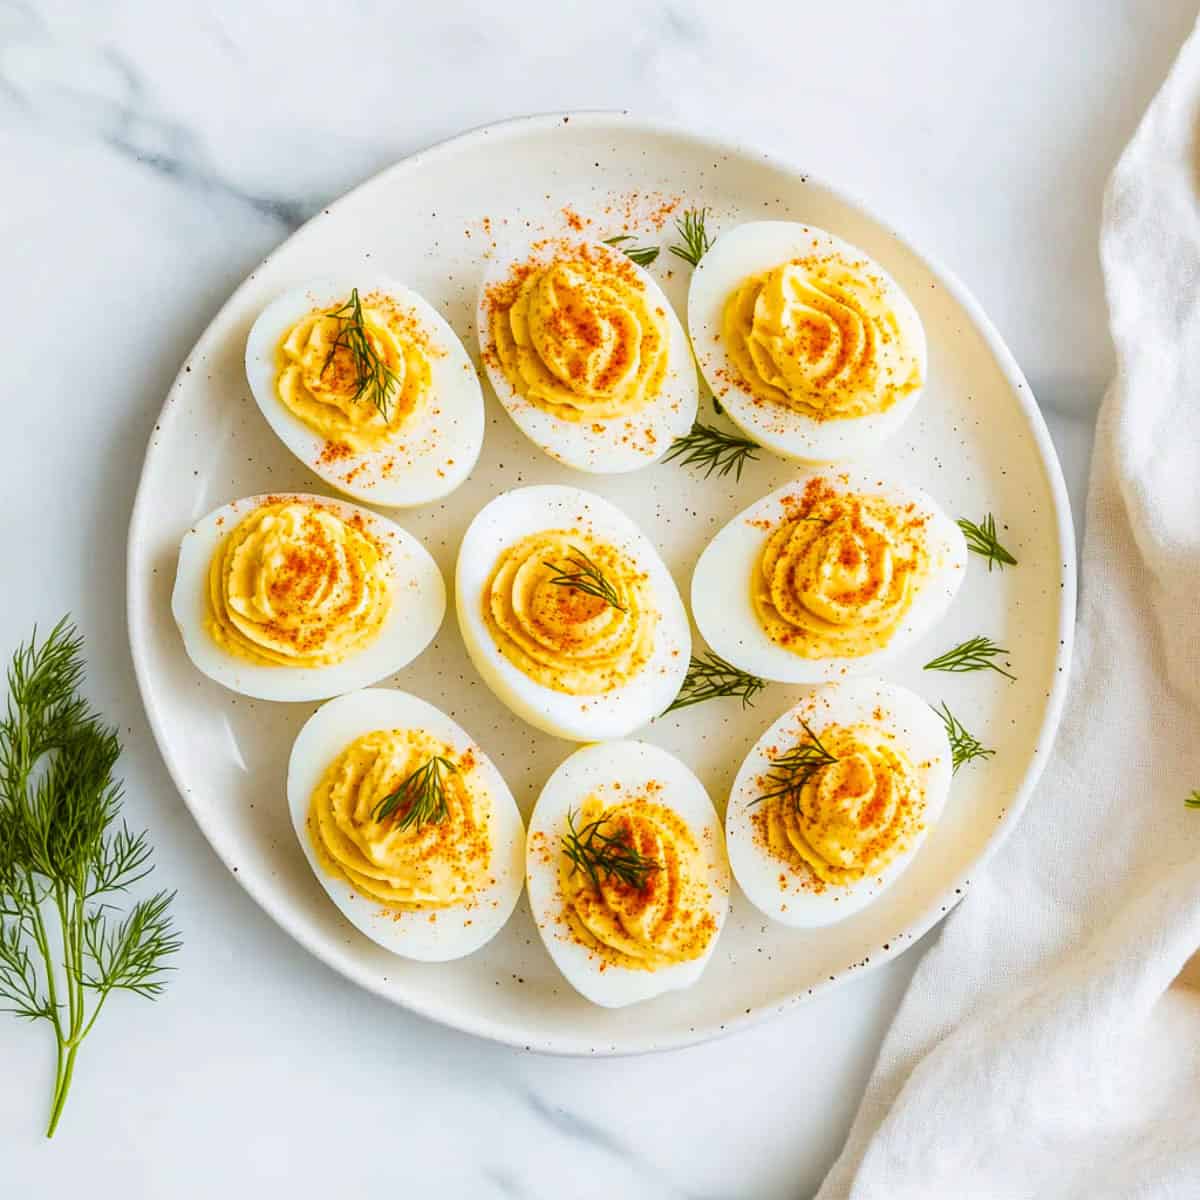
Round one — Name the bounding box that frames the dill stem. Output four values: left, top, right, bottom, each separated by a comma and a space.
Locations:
72, 883, 87, 1039
76, 992, 109, 1045
46, 1041, 79, 1138
50, 885, 77, 1137
27, 886, 67, 1136
47, 987, 110, 1136
26, 879, 61, 1039
43, 880, 89, 1138
55, 886, 77, 1036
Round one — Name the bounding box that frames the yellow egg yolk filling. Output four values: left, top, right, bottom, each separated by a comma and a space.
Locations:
761, 724, 925, 886
722, 254, 921, 420
561, 794, 717, 971
488, 247, 669, 421
276, 292, 430, 451
483, 530, 656, 696
206, 500, 391, 667
753, 489, 930, 660
308, 729, 490, 909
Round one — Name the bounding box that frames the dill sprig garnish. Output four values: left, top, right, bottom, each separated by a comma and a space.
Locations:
371, 755, 457, 830
1185, 790, 1200, 810
934, 702, 995, 773
321, 287, 401, 422
562, 809, 661, 892
602, 234, 660, 268
665, 651, 767, 713
957, 514, 1017, 571
542, 547, 626, 611
749, 720, 839, 809
663, 421, 761, 481
924, 635, 1016, 680
0, 619, 180, 1136
669, 207, 712, 267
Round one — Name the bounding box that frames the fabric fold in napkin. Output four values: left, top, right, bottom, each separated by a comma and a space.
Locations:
818, 18, 1200, 1200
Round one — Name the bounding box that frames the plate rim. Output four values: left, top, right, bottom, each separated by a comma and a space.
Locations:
126, 109, 1077, 1057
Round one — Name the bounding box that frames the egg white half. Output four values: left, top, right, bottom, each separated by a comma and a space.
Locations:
287, 688, 525, 961
456, 485, 691, 741
526, 740, 730, 1007
171, 492, 444, 702
687, 221, 926, 462
691, 469, 966, 684
727, 679, 951, 928
245, 277, 484, 507
476, 236, 697, 473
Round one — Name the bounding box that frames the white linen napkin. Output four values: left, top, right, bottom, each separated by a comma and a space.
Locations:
817, 19, 1200, 1200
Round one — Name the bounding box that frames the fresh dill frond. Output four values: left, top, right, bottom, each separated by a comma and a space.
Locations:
82, 892, 179, 1001
562, 809, 661, 892
749, 720, 839, 809
0, 619, 180, 1137
321, 287, 401, 422
542, 547, 626, 611
933, 702, 995, 773
602, 234, 660, 268
665, 651, 767, 713
1185, 790, 1200, 810
371, 755, 457, 830
668, 207, 713, 267
957, 514, 1017, 571
662, 421, 761, 481
924, 635, 1016, 680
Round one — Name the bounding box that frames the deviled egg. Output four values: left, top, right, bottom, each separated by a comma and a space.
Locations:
688, 221, 925, 461
289, 689, 524, 961
728, 679, 951, 927
477, 235, 697, 472
246, 278, 484, 506
172, 493, 444, 701
456, 485, 690, 741
526, 740, 729, 1007
692, 470, 965, 683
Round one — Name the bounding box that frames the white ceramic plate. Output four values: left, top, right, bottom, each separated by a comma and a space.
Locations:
127, 112, 1074, 1055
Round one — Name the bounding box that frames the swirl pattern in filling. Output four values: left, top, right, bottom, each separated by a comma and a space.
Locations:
487, 246, 668, 421
276, 292, 430, 450
483, 530, 656, 695
206, 500, 391, 667
561, 793, 716, 971
752, 486, 930, 660
722, 254, 921, 420
308, 729, 489, 909
759, 724, 925, 887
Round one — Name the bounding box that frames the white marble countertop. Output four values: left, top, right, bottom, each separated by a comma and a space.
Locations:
1, 2, 1193, 1195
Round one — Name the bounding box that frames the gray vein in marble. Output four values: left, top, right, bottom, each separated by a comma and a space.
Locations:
525, 1089, 632, 1159
199, 4, 244, 63
0, 0, 34, 38
481, 1166, 525, 1199
0, 26, 310, 228
99, 49, 310, 229
660, 0, 705, 45
522, 1089, 726, 1200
